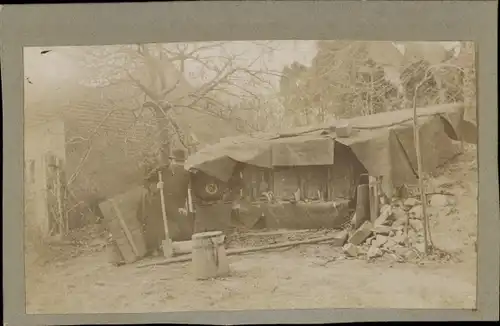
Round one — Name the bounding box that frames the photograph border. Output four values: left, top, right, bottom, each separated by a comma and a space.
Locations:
1, 1, 498, 324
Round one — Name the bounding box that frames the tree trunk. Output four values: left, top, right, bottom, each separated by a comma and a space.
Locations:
462, 42, 476, 123
435, 73, 447, 104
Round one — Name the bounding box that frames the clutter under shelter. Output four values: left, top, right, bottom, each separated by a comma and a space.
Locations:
98, 103, 476, 268
185, 103, 476, 234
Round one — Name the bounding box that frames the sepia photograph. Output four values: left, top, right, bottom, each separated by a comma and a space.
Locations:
22, 40, 480, 314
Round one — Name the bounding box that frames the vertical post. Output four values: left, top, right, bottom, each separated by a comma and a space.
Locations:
326, 166, 332, 201
158, 170, 173, 257
187, 182, 194, 214
412, 85, 430, 254
368, 176, 379, 223
39, 155, 50, 237
55, 158, 65, 235
369, 68, 374, 114
404, 199, 410, 242
354, 183, 370, 229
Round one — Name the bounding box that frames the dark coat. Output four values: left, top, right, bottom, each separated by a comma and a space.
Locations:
142, 163, 194, 252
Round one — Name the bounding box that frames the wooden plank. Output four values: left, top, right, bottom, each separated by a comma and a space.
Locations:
115, 236, 136, 263
137, 231, 348, 268
113, 224, 136, 263
110, 199, 140, 257
172, 240, 193, 255
99, 187, 148, 263
116, 187, 147, 258
245, 229, 312, 237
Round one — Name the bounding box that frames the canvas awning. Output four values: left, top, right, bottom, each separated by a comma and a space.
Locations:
185, 103, 476, 187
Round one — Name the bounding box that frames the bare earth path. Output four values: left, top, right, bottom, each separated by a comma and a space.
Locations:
25, 148, 477, 313
26, 245, 476, 313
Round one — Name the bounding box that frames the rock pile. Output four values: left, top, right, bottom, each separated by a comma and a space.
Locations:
342, 194, 455, 262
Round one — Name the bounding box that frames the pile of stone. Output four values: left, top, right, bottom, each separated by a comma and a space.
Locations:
342, 194, 455, 262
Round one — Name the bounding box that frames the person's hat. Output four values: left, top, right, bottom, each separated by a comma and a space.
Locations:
169, 148, 187, 161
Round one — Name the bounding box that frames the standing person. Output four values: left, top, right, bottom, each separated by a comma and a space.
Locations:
142, 149, 194, 256
162, 149, 194, 242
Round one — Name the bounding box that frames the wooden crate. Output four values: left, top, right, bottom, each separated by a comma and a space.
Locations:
99, 187, 148, 264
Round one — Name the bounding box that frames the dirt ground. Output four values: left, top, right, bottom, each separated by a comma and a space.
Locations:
25, 146, 478, 313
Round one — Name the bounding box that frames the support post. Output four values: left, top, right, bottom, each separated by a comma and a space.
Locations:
158, 170, 173, 258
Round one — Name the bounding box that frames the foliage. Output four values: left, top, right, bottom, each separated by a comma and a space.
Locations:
279, 41, 475, 125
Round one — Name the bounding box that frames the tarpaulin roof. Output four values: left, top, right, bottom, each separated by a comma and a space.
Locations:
185, 103, 476, 186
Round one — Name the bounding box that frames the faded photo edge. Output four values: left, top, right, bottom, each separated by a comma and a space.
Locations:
1, 1, 498, 325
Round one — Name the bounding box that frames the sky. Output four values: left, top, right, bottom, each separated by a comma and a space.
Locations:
24, 40, 461, 105
24, 40, 461, 84
24, 41, 318, 89
24, 47, 78, 84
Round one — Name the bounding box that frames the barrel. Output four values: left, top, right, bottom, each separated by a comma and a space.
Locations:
191, 231, 230, 280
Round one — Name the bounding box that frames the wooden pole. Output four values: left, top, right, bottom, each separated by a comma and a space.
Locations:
187, 182, 194, 213
412, 83, 430, 255
54, 159, 65, 235
136, 232, 347, 269
158, 170, 173, 257
158, 170, 169, 237
370, 68, 374, 114
404, 204, 410, 243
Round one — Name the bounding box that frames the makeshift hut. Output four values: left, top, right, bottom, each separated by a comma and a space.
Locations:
184, 103, 477, 232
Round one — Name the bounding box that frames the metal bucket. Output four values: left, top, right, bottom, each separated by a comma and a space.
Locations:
191, 231, 230, 280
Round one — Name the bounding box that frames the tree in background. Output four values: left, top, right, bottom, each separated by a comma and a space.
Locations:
279, 41, 471, 125
458, 41, 477, 123
64, 42, 282, 162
